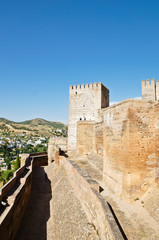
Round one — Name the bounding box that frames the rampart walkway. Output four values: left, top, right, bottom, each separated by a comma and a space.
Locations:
16, 163, 100, 240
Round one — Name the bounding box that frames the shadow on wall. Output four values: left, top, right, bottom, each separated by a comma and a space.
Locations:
59, 149, 68, 158
16, 167, 52, 240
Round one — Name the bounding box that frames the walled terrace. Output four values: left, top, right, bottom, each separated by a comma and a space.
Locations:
0, 152, 126, 240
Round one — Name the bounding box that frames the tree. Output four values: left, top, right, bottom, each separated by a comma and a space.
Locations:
13, 154, 20, 171
1, 170, 13, 185
5, 158, 11, 170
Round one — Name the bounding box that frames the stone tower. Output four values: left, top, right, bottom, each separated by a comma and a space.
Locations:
68, 82, 109, 152
142, 79, 156, 101
142, 78, 159, 101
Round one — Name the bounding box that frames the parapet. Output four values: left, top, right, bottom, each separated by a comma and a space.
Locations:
70, 82, 102, 90
142, 78, 156, 101
142, 78, 155, 86
69, 82, 109, 97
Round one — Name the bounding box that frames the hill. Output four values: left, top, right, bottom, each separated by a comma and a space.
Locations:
0, 118, 67, 137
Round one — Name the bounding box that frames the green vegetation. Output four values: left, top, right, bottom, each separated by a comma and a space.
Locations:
12, 154, 20, 171
0, 117, 68, 187
0, 170, 14, 185
48, 121, 66, 129
0, 118, 68, 138
21, 144, 47, 154
18, 120, 32, 125
12, 125, 31, 131
0, 135, 49, 187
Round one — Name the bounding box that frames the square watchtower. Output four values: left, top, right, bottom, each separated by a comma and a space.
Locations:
68, 82, 109, 152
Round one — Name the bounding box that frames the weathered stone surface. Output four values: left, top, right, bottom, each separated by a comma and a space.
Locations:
68, 83, 109, 152
142, 79, 156, 100
48, 137, 67, 163
16, 163, 100, 240
102, 99, 159, 201
77, 121, 104, 157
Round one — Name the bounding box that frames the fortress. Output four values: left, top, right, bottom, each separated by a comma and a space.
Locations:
67, 79, 159, 201
0, 79, 159, 239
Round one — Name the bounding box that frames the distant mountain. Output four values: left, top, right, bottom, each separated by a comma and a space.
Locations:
0, 118, 67, 137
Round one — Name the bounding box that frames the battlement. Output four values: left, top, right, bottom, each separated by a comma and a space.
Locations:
142, 78, 155, 86
69, 82, 102, 90
142, 78, 157, 101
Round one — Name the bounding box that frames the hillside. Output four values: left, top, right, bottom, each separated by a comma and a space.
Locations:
0, 118, 67, 137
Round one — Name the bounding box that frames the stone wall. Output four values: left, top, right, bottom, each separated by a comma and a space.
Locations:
77, 121, 95, 156
0, 153, 48, 240
142, 78, 159, 101
156, 80, 159, 101
142, 79, 156, 101
60, 156, 125, 240
48, 138, 67, 163
101, 99, 159, 201
77, 121, 104, 156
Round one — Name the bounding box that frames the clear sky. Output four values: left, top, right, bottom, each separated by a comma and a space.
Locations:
0, 0, 159, 123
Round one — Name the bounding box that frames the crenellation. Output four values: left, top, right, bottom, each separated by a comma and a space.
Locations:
142, 78, 156, 101
98, 82, 102, 88
70, 82, 103, 91
151, 78, 155, 85
142, 79, 145, 85
146, 79, 150, 85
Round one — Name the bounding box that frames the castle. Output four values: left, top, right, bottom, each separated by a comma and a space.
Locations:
1, 79, 159, 240
67, 79, 159, 201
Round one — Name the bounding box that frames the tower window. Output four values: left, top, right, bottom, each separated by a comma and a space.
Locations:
80, 118, 82, 120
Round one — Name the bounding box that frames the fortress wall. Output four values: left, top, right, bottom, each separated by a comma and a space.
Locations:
102, 99, 159, 201
0, 153, 48, 240
48, 138, 67, 163
77, 121, 95, 155
77, 121, 104, 156
94, 122, 104, 155
156, 80, 159, 101
60, 156, 124, 240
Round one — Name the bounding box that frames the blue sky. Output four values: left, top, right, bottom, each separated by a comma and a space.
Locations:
0, 0, 159, 123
